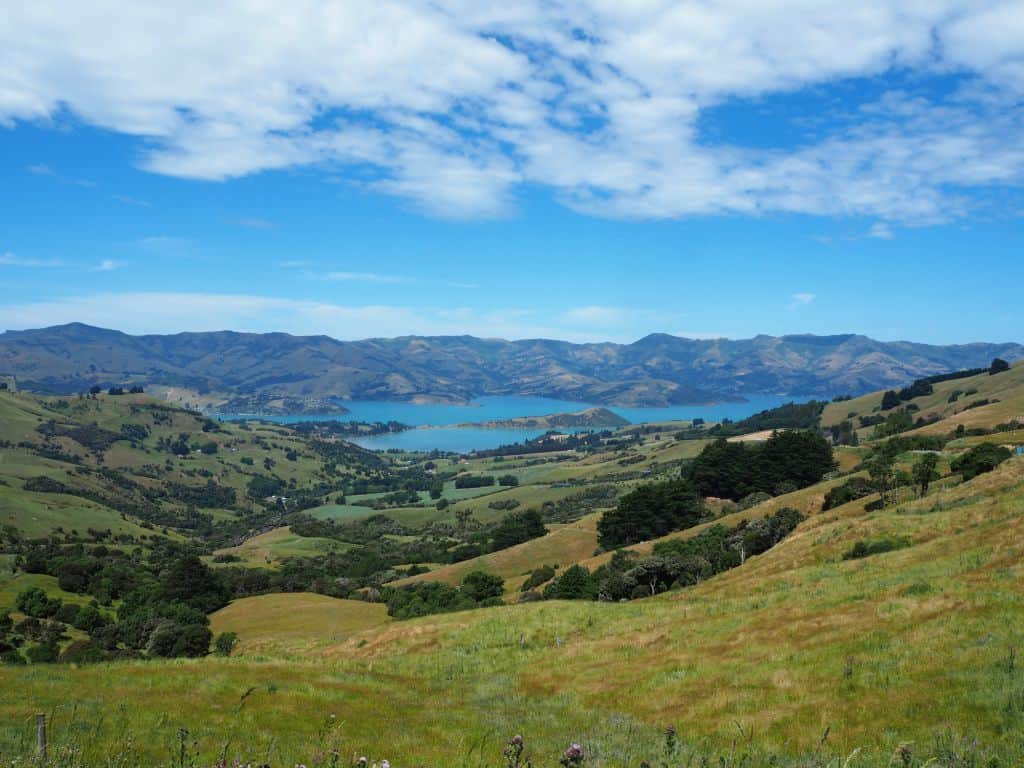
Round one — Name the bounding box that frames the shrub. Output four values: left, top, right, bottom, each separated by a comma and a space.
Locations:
951, 443, 1012, 481
25, 643, 60, 664
146, 621, 212, 658
214, 631, 238, 656
15, 587, 62, 619
460, 571, 504, 603
521, 565, 556, 592
842, 536, 911, 560
454, 475, 495, 489
58, 640, 108, 664
491, 509, 547, 552
498, 474, 520, 487
542, 565, 594, 600
822, 476, 875, 510
22, 476, 69, 494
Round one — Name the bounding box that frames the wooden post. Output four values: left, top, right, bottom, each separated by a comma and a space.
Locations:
36, 712, 46, 761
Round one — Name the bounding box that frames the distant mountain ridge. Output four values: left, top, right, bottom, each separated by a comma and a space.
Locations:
1, 323, 1021, 407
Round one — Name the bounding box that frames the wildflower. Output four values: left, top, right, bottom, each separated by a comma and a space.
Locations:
381, 761, 390, 768
560, 743, 584, 767
505, 734, 527, 768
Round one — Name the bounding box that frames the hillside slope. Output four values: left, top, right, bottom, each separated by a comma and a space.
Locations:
3, 323, 1021, 406
2, 456, 1023, 765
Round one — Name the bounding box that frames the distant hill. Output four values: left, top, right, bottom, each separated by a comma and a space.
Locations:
1, 323, 1021, 407
454, 407, 630, 430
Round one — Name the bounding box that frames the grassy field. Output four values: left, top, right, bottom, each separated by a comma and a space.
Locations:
210, 593, 390, 656
213, 526, 355, 566
2, 456, 1024, 765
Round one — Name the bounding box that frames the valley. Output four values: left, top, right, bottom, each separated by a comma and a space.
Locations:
0, 358, 1022, 765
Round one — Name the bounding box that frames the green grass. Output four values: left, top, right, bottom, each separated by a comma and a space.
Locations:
4, 458, 1024, 765
210, 593, 390, 656
214, 527, 354, 566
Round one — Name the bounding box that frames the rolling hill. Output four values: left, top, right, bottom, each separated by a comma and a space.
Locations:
2, 323, 1022, 406
2, 362, 1024, 765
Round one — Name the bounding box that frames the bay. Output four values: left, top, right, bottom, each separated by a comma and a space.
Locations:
228, 393, 814, 452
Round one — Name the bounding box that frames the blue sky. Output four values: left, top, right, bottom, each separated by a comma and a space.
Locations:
2, 2, 1023, 345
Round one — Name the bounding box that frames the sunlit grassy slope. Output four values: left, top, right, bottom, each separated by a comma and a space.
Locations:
3, 454, 1023, 765
210, 593, 390, 655
391, 513, 603, 589
822, 360, 1024, 437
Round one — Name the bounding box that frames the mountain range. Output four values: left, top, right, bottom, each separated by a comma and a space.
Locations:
1, 323, 1021, 407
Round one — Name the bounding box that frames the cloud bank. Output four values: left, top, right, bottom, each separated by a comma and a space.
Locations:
5, 2, 1024, 223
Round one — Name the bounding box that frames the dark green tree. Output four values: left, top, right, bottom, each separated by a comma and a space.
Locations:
912, 453, 940, 496
990, 358, 1011, 375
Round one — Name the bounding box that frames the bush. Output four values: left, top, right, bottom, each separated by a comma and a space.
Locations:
498, 474, 519, 487
842, 536, 911, 560
491, 509, 547, 552
15, 587, 62, 619
58, 640, 108, 664
454, 475, 495, 489
951, 443, 1012, 481
146, 621, 212, 658
25, 643, 60, 663
460, 571, 504, 602
22, 476, 69, 494
521, 565, 556, 592
542, 565, 594, 600
214, 631, 238, 656
822, 476, 875, 510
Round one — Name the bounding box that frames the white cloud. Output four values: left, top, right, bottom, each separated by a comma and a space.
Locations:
788, 292, 816, 310
868, 222, 894, 240
0, 252, 62, 268
5, 2, 1024, 221
94, 259, 122, 271
562, 306, 631, 326
323, 271, 411, 284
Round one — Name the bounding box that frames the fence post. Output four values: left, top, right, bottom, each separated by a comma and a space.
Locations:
36, 712, 47, 761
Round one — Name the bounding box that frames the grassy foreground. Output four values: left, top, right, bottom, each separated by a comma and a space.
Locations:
2, 456, 1024, 766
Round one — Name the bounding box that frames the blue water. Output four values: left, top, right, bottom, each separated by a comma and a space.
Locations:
228, 393, 810, 453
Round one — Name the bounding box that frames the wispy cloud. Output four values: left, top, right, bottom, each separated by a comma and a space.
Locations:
26, 162, 95, 188
788, 293, 817, 311
0, 252, 62, 268
323, 271, 411, 284
93, 259, 122, 272
868, 222, 895, 240
113, 194, 150, 207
